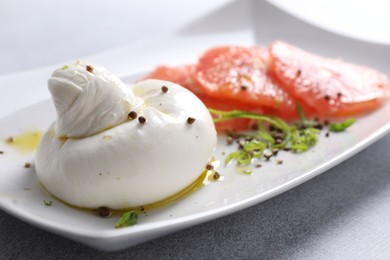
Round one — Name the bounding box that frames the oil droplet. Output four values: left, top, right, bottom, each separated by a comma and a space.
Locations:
204, 160, 223, 184
139, 168, 208, 213
102, 135, 112, 141
235, 165, 253, 175
5, 130, 42, 153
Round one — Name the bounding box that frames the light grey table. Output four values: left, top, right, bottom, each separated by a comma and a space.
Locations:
1, 1, 390, 259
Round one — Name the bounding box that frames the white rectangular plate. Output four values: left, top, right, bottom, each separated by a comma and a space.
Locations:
0, 0, 389, 251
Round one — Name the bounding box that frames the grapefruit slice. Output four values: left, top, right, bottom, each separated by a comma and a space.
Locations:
193, 46, 309, 119
268, 41, 389, 118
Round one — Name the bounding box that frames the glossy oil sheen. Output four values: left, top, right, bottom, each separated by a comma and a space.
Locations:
4, 130, 42, 153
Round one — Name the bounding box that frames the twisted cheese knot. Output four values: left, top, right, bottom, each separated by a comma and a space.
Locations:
48, 60, 142, 138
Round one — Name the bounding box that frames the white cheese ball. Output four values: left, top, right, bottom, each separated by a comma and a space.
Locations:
35, 62, 217, 209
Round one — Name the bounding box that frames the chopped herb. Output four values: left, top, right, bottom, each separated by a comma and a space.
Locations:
61, 65, 68, 70
257, 131, 275, 145
290, 128, 319, 152
115, 210, 138, 229
43, 200, 52, 206
209, 107, 322, 167
242, 168, 253, 175
243, 140, 266, 158
329, 119, 356, 132
187, 117, 196, 124
225, 151, 251, 165
295, 103, 317, 129
324, 95, 331, 100
210, 105, 355, 169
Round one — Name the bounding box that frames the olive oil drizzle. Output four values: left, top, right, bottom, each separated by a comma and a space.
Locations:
5, 130, 42, 152
39, 166, 215, 216
135, 168, 209, 213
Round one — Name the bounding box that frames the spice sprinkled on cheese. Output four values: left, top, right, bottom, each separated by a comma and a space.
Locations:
128, 111, 137, 120
138, 116, 146, 124
86, 65, 94, 73
187, 117, 196, 124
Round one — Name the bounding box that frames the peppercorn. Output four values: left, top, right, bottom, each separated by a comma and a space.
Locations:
86, 65, 94, 73
187, 117, 196, 124
97, 206, 111, 217
128, 111, 137, 120
24, 162, 31, 168
206, 163, 214, 171
213, 172, 221, 180
138, 116, 146, 124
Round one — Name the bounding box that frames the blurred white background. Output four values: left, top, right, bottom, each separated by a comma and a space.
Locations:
0, 0, 229, 75
0, 0, 389, 75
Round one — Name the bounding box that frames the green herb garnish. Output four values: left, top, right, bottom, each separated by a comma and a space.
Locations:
43, 200, 52, 206
290, 128, 319, 152
329, 119, 356, 132
61, 65, 68, 70
225, 151, 252, 165
295, 103, 317, 128
115, 210, 138, 229
209, 107, 339, 167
